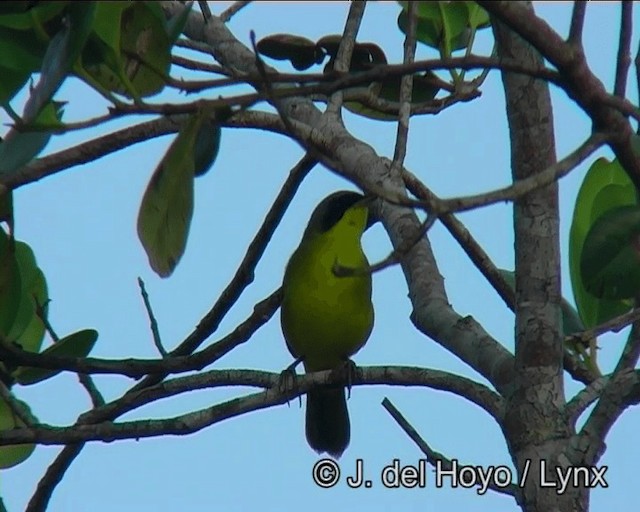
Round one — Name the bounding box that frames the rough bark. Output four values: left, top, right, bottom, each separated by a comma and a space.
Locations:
494, 6, 587, 512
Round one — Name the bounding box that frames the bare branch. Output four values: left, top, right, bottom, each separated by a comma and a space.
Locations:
198, 0, 212, 23
438, 133, 608, 214
567, 1, 587, 46
219, 1, 252, 23
0, 289, 281, 378
138, 277, 167, 357
2, 117, 182, 190
479, 1, 640, 190
390, 0, 417, 173
579, 369, 640, 465
0, 366, 504, 446
382, 398, 518, 499
326, 0, 367, 114
27, 444, 84, 512
614, 1, 633, 97
567, 306, 640, 347
565, 375, 610, 426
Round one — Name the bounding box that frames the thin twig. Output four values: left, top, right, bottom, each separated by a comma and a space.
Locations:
382, 398, 518, 498
138, 277, 167, 357
326, 0, 367, 114
26, 444, 84, 512
567, 306, 640, 346
171, 55, 229, 75
565, 375, 610, 426
390, 0, 417, 173
0, 289, 281, 378
612, 295, 640, 373
219, 0, 251, 23
198, 0, 212, 23
614, 1, 633, 97
567, 1, 587, 46
402, 170, 516, 311
438, 132, 608, 214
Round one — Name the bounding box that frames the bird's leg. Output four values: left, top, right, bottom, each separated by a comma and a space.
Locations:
278, 356, 304, 406
336, 358, 361, 399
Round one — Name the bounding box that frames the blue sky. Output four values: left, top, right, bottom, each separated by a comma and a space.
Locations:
2, 2, 637, 511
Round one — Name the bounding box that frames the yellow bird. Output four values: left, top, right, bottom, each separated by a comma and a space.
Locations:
281, 191, 376, 458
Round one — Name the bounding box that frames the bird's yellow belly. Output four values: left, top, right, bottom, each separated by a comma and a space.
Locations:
281, 246, 373, 372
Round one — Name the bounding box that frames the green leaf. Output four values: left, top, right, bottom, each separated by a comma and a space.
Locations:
80, 2, 173, 98
6, 241, 47, 353
0, 395, 35, 469
569, 156, 637, 327
580, 205, 640, 300
0, 26, 46, 71
0, 1, 68, 30
0, 26, 47, 103
137, 113, 204, 277
22, 1, 95, 121
397, 4, 470, 52
0, 100, 65, 176
13, 328, 98, 385
0, 227, 20, 338
193, 119, 221, 177
118, 1, 172, 96
463, 1, 491, 29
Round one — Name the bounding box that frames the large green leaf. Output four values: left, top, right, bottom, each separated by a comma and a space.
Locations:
137, 113, 205, 277
569, 156, 637, 327
0, 395, 35, 469
581, 205, 640, 300
13, 328, 98, 385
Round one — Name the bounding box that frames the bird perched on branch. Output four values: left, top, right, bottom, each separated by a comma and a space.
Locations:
281, 190, 377, 458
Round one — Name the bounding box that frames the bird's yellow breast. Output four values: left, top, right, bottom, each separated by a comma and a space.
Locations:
281, 206, 374, 372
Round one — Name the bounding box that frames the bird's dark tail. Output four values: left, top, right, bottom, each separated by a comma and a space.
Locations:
305, 388, 350, 458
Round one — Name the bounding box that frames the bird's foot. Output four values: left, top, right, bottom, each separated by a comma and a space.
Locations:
278, 357, 304, 406
335, 359, 361, 399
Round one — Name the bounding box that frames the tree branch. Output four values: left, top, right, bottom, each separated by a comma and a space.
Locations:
479, 1, 640, 190
382, 398, 519, 499
614, 1, 633, 98
0, 366, 504, 446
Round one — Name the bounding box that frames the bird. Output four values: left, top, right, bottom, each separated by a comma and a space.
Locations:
280, 190, 377, 458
